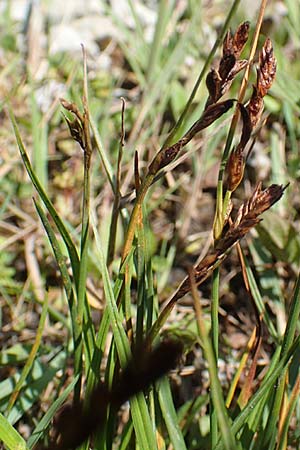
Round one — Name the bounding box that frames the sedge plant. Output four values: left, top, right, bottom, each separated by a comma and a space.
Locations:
1, 1, 300, 450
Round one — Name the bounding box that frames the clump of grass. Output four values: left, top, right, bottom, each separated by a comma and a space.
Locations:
1, 2, 300, 450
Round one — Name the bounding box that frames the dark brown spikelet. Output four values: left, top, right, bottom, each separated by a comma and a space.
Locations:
60, 98, 86, 149
234, 182, 287, 227
206, 22, 249, 106
238, 102, 252, 148
225, 103, 251, 192
218, 54, 236, 80
226, 147, 245, 192
247, 38, 276, 128
216, 183, 287, 252
172, 183, 287, 302
222, 22, 250, 58
232, 21, 250, 57
247, 86, 264, 128
206, 68, 222, 103
63, 114, 85, 149
223, 29, 234, 57
257, 38, 277, 97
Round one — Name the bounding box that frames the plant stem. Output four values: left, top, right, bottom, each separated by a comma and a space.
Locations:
210, 267, 220, 447
191, 271, 236, 450
74, 47, 93, 403
214, 0, 268, 239
121, 174, 155, 262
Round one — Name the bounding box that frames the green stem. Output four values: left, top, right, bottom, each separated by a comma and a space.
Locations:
192, 275, 236, 450
74, 150, 91, 403
122, 174, 154, 262
211, 267, 220, 448
213, 126, 236, 240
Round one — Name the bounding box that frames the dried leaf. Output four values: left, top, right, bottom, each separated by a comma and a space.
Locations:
60, 98, 83, 120
63, 114, 85, 149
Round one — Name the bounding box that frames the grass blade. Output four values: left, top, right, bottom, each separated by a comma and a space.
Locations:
191, 271, 237, 450
6, 292, 48, 413
27, 375, 80, 449
214, 334, 300, 450
0, 412, 28, 450
8, 106, 81, 281
91, 212, 158, 450
158, 376, 187, 450
260, 271, 300, 448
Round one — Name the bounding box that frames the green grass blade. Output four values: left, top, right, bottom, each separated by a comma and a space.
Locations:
0, 412, 28, 450
85, 250, 134, 400
33, 199, 81, 362
158, 376, 187, 450
243, 246, 278, 339
1, 351, 66, 425
119, 421, 134, 450
145, 0, 172, 84
6, 292, 48, 413
214, 335, 300, 450
260, 271, 300, 448
91, 212, 158, 449
91, 212, 130, 365
8, 106, 80, 279
29, 85, 48, 190
192, 276, 237, 450
10, 105, 95, 400
276, 375, 300, 450
281, 272, 300, 358
130, 394, 158, 450
27, 375, 80, 449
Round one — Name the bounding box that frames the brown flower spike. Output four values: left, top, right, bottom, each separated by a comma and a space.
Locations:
206, 21, 250, 106
172, 183, 287, 302
226, 103, 252, 192
247, 38, 277, 128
